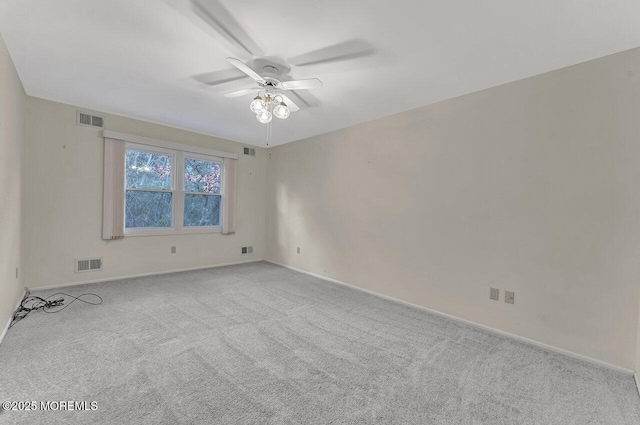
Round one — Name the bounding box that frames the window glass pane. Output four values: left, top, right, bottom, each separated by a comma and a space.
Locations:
184, 194, 220, 227
125, 191, 172, 228
126, 150, 172, 190
184, 158, 221, 194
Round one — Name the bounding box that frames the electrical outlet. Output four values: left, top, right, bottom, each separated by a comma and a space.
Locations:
171, 246, 176, 254
490, 288, 499, 301
505, 291, 515, 304
297, 247, 301, 254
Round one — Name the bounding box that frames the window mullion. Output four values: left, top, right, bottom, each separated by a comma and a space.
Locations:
125, 188, 172, 193
175, 151, 184, 231
183, 192, 221, 196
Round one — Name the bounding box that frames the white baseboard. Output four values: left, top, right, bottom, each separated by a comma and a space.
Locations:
0, 288, 27, 347
634, 373, 640, 399
30, 259, 264, 291
266, 260, 634, 376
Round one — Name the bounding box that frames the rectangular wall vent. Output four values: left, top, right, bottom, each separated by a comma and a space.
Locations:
76, 111, 105, 128
91, 115, 104, 127
243, 147, 256, 156
241, 246, 253, 254
75, 258, 103, 273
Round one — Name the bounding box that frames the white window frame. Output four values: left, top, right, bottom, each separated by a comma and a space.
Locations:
181, 151, 224, 233
124, 142, 224, 237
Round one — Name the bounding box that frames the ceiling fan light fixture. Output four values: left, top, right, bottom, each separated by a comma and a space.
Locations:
250, 96, 266, 113
256, 110, 272, 124
273, 102, 290, 120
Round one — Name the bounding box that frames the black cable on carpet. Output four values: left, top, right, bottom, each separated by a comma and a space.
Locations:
9, 289, 103, 328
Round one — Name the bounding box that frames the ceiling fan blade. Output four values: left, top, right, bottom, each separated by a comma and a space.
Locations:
192, 68, 248, 86
288, 39, 375, 67
223, 87, 258, 98
226, 58, 265, 84
278, 94, 300, 112
281, 78, 323, 90
191, 0, 263, 56
287, 90, 321, 109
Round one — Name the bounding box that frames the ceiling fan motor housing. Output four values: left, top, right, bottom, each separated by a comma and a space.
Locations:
260, 65, 286, 91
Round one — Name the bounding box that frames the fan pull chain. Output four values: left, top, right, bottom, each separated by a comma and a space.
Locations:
267, 118, 271, 147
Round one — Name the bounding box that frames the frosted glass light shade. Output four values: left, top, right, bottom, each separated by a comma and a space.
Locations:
273, 102, 290, 119
250, 96, 266, 113
256, 110, 272, 124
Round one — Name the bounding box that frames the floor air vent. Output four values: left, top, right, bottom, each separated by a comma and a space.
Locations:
75, 258, 103, 273
76, 111, 105, 128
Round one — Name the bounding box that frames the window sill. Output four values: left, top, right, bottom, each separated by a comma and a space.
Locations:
124, 227, 222, 237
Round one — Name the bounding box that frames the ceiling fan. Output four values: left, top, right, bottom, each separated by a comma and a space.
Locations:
222, 57, 323, 124
173, 0, 375, 134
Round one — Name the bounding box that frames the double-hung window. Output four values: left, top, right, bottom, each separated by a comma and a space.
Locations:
125, 146, 174, 230
124, 143, 223, 236
183, 155, 222, 227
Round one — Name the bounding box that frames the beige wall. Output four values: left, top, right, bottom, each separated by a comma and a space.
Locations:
266, 47, 640, 370
0, 35, 25, 330
637, 293, 640, 372
637, 296, 640, 372
23, 97, 266, 289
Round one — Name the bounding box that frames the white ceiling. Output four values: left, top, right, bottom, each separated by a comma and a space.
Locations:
1, 0, 639, 147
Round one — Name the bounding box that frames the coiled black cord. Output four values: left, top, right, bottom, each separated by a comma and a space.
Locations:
9, 289, 103, 328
